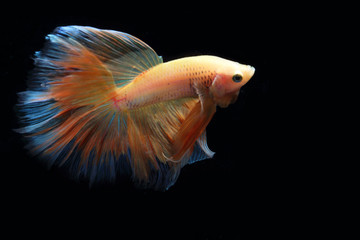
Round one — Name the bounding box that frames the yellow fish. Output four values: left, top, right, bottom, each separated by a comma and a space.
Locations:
17, 26, 255, 190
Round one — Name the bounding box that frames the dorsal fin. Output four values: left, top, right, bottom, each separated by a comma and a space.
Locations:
17, 26, 163, 185
17, 26, 215, 190
53, 26, 163, 88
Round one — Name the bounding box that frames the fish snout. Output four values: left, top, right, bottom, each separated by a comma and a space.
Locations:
248, 65, 255, 78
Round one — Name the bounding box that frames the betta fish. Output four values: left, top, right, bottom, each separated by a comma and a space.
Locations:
17, 26, 255, 190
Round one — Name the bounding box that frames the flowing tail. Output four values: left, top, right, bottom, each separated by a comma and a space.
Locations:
17, 26, 214, 190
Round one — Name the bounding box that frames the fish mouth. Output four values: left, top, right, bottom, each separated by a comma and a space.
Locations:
248, 65, 255, 78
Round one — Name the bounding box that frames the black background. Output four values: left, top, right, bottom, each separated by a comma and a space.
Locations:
1, 5, 296, 239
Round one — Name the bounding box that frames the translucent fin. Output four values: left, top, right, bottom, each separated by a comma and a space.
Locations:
17, 26, 213, 190
123, 97, 216, 190
187, 140, 213, 165
170, 98, 216, 161
17, 26, 163, 185
196, 131, 215, 159
124, 98, 198, 184
53, 26, 163, 88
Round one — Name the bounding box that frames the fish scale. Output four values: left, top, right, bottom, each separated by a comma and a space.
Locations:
16, 26, 255, 190
113, 56, 220, 110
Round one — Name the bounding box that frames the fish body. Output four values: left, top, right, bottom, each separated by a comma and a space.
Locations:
17, 26, 255, 190
113, 56, 254, 110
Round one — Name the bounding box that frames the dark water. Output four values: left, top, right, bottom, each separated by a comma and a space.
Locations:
0, 7, 290, 239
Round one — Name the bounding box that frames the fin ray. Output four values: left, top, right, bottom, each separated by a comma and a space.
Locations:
17, 26, 215, 190
171, 98, 216, 161
17, 26, 163, 184
54, 26, 163, 88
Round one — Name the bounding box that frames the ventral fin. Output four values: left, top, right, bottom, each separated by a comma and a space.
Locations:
170, 98, 216, 161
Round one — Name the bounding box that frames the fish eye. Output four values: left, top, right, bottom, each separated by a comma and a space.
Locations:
232, 74, 243, 83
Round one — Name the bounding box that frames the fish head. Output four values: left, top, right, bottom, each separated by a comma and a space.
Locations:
210, 59, 255, 108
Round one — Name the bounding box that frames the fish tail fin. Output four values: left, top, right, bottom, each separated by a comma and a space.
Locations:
17, 26, 215, 190
17, 26, 162, 184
